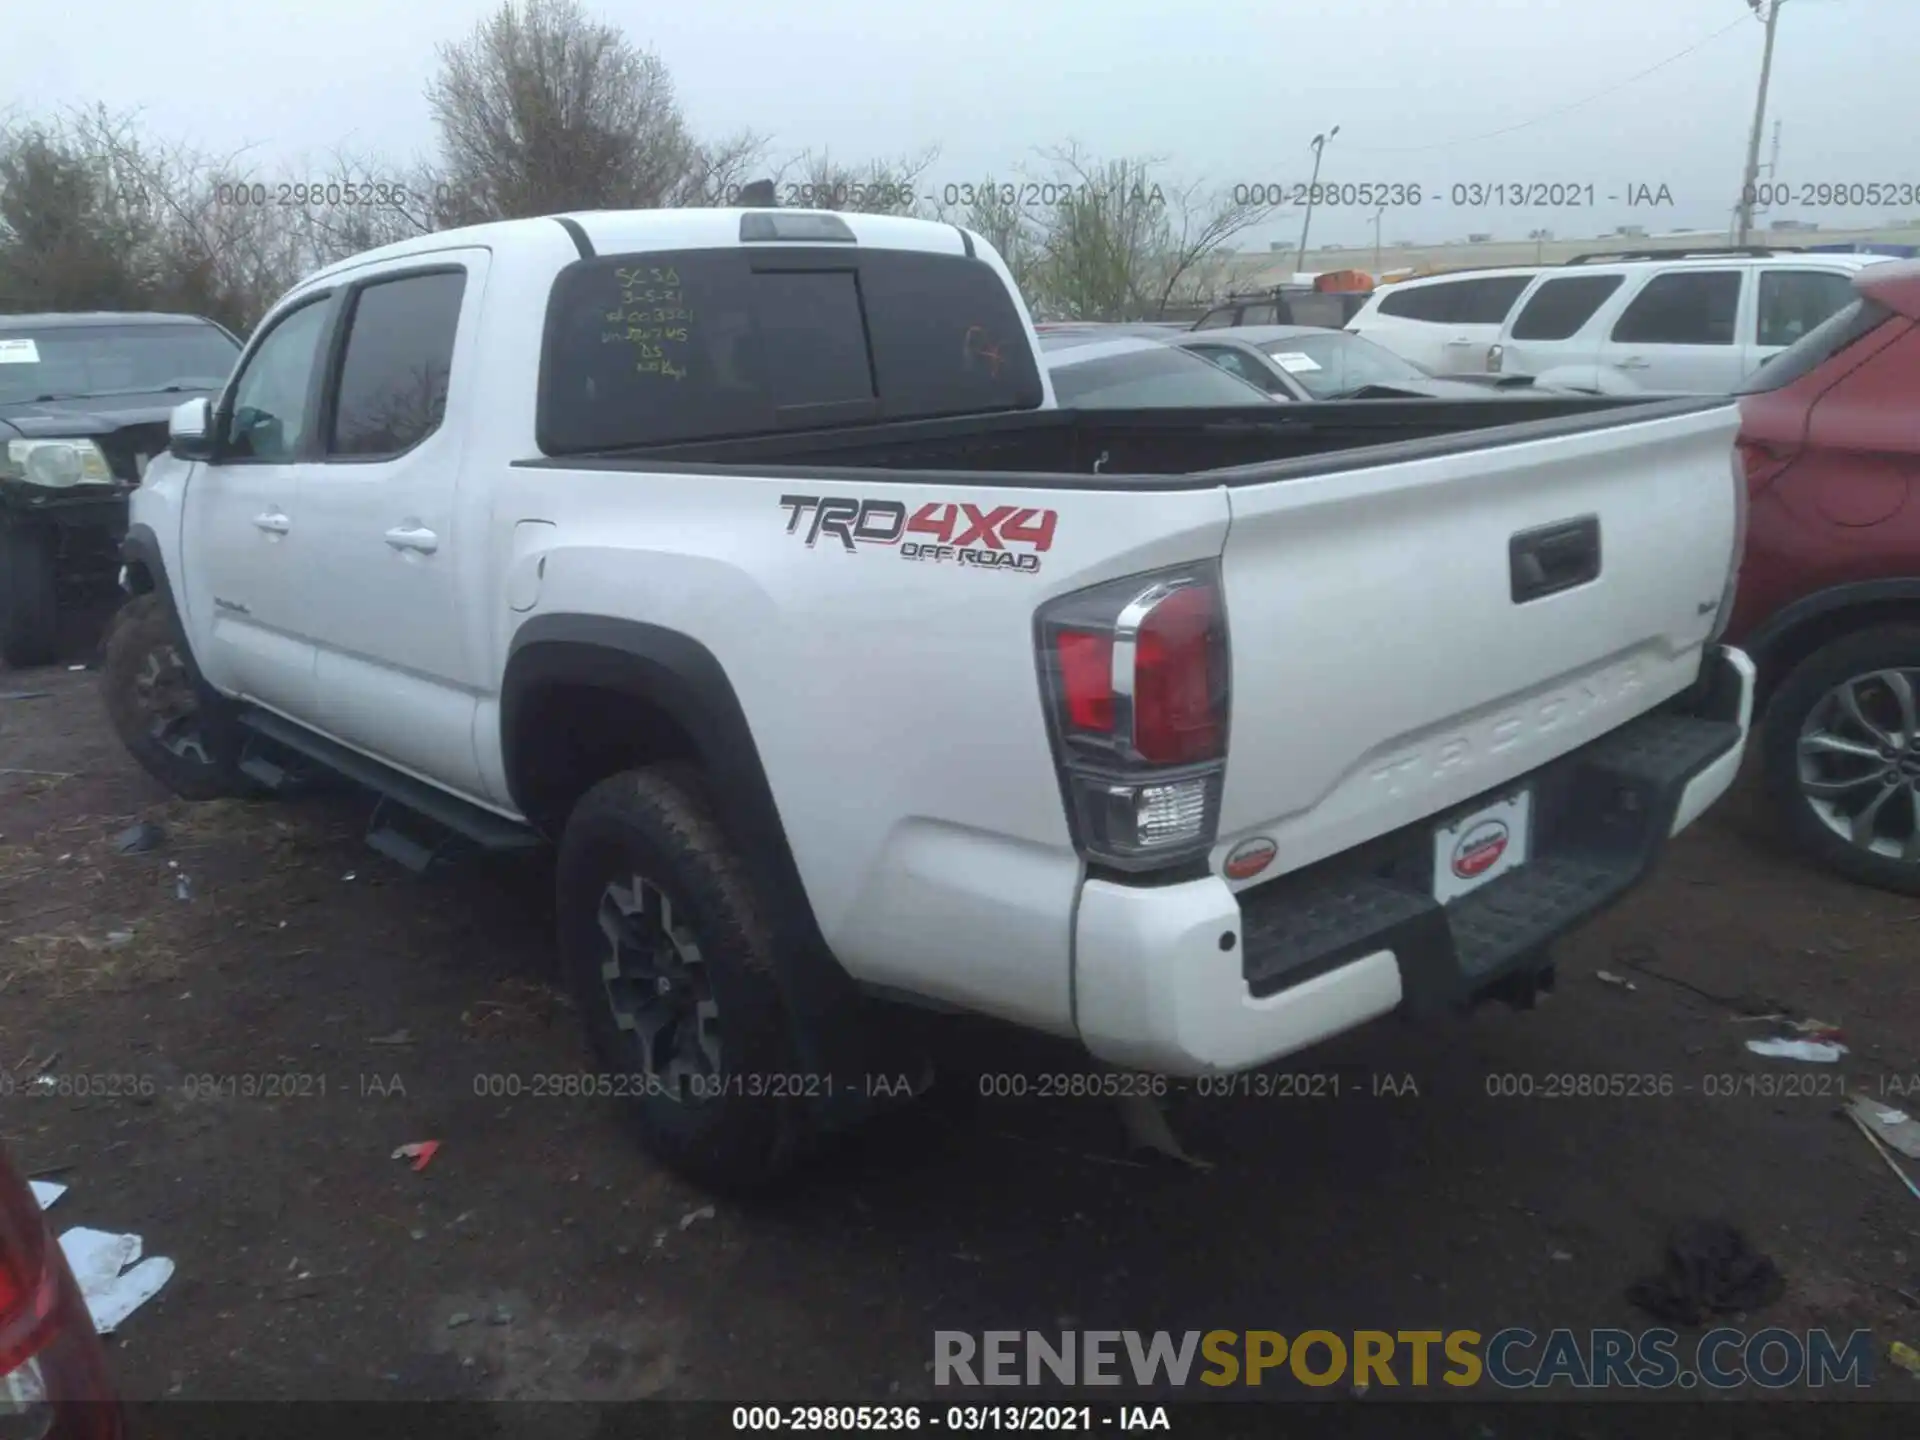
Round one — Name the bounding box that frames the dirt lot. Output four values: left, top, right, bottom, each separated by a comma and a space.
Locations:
3, 659, 1919, 1411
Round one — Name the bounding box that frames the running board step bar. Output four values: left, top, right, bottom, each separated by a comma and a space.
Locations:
235, 709, 544, 858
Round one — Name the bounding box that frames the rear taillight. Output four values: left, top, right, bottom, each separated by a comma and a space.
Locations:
1487, 344, 1504, 374
0, 1159, 122, 1440
1037, 564, 1230, 872
1735, 435, 1799, 497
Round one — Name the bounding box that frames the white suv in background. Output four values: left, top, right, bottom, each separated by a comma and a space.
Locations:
1487, 248, 1889, 394
1345, 267, 1542, 375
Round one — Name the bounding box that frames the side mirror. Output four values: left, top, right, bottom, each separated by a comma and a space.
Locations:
168, 397, 215, 461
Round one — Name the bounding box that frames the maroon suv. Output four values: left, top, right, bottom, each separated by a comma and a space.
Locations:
0, 1144, 123, 1438
1729, 258, 1920, 894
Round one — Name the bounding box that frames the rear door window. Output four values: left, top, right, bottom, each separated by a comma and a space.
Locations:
1755, 269, 1860, 349
327, 270, 466, 457
1376, 283, 1456, 321
1375, 276, 1529, 325
1452, 275, 1533, 324
1610, 270, 1743, 345
1740, 297, 1895, 393
1509, 275, 1626, 340
539, 246, 1042, 452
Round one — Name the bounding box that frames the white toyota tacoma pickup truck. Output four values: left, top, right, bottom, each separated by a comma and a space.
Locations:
102, 206, 1755, 1190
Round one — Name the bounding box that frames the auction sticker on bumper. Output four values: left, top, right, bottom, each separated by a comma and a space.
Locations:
1433, 789, 1531, 904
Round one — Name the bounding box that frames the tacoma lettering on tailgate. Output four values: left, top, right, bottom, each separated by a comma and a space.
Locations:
779, 496, 1057, 575
1366, 659, 1648, 800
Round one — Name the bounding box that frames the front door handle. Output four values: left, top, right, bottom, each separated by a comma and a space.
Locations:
1617, 356, 1651, 370
1445, 337, 1475, 346
384, 524, 439, 554
253, 511, 290, 535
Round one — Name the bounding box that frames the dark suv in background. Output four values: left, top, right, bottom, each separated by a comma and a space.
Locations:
1, 312, 241, 668
1728, 258, 1920, 893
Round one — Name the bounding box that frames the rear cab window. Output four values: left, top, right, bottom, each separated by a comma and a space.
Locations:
538, 245, 1043, 453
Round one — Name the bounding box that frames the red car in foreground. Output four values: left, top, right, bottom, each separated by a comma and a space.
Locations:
0, 1145, 122, 1439
1729, 257, 1920, 894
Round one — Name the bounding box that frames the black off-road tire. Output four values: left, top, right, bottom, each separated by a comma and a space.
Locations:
1762, 624, 1920, 896
0, 521, 58, 670
100, 592, 259, 801
557, 765, 812, 1194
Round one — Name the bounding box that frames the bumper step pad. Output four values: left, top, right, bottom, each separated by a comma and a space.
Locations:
1239, 680, 1743, 1014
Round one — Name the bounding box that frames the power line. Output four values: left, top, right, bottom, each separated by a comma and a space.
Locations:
1341, 15, 1752, 154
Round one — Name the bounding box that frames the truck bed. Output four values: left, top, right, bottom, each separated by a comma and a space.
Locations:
527, 395, 1726, 485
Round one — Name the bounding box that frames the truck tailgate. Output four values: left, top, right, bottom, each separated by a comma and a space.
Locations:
1215, 400, 1740, 879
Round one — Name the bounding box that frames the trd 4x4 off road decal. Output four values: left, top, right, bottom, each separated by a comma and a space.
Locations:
779, 496, 1058, 574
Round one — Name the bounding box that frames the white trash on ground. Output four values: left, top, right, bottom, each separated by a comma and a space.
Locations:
1745, 1037, 1847, 1063
30, 1179, 67, 1209
1847, 1095, 1920, 1162
31, 1176, 173, 1333
57, 1228, 175, 1335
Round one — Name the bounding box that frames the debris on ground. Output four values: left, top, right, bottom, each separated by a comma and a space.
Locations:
447, 1311, 473, 1329
1788, 1017, 1845, 1042
1626, 1219, 1784, 1324
1116, 1091, 1214, 1171
1745, 1037, 1846, 1063
59, 1226, 174, 1334
367, 1028, 413, 1047
391, 1140, 441, 1172
113, 822, 167, 855
1595, 970, 1637, 991
1842, 1103, 1920, 1202
0, 691, 53, 703
30, 1180, 67, 1209
1847, 1096, 1920, 1161
678, 1204, 716, 1231
1888, 1341, 1920, 1378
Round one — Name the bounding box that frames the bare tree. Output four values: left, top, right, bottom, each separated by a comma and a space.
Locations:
426, 0, 729, 219
771, 146, 940, 216
1018, 145, 1281, 321
949, 180, 1045, 299
0, 108, 304, 331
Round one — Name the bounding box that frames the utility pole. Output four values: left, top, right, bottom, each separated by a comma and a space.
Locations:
1734, 0, 1785, 246
1372, 202, 1386, 272
1295, 126, 1339, 275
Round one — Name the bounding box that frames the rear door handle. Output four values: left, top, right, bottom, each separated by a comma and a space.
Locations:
384, 524, 439, 555
1445, 338, 1475, 347
1617, 356, 1651, 370
1510, 515, 1601, 603
252, 511, 290, 535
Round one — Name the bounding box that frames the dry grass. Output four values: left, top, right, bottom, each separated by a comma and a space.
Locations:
0, 925, 182, 997
462, 977, 569, 1040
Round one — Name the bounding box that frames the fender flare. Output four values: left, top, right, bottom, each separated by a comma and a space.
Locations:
1741, 577, 1920, 677
501, 615, 869, 1083
119, 523, 168, 597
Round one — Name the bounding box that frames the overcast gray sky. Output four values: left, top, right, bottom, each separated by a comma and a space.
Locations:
11, 0, 1916, 247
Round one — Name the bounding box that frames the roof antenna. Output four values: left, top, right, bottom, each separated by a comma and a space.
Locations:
737, 179, 776, 207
